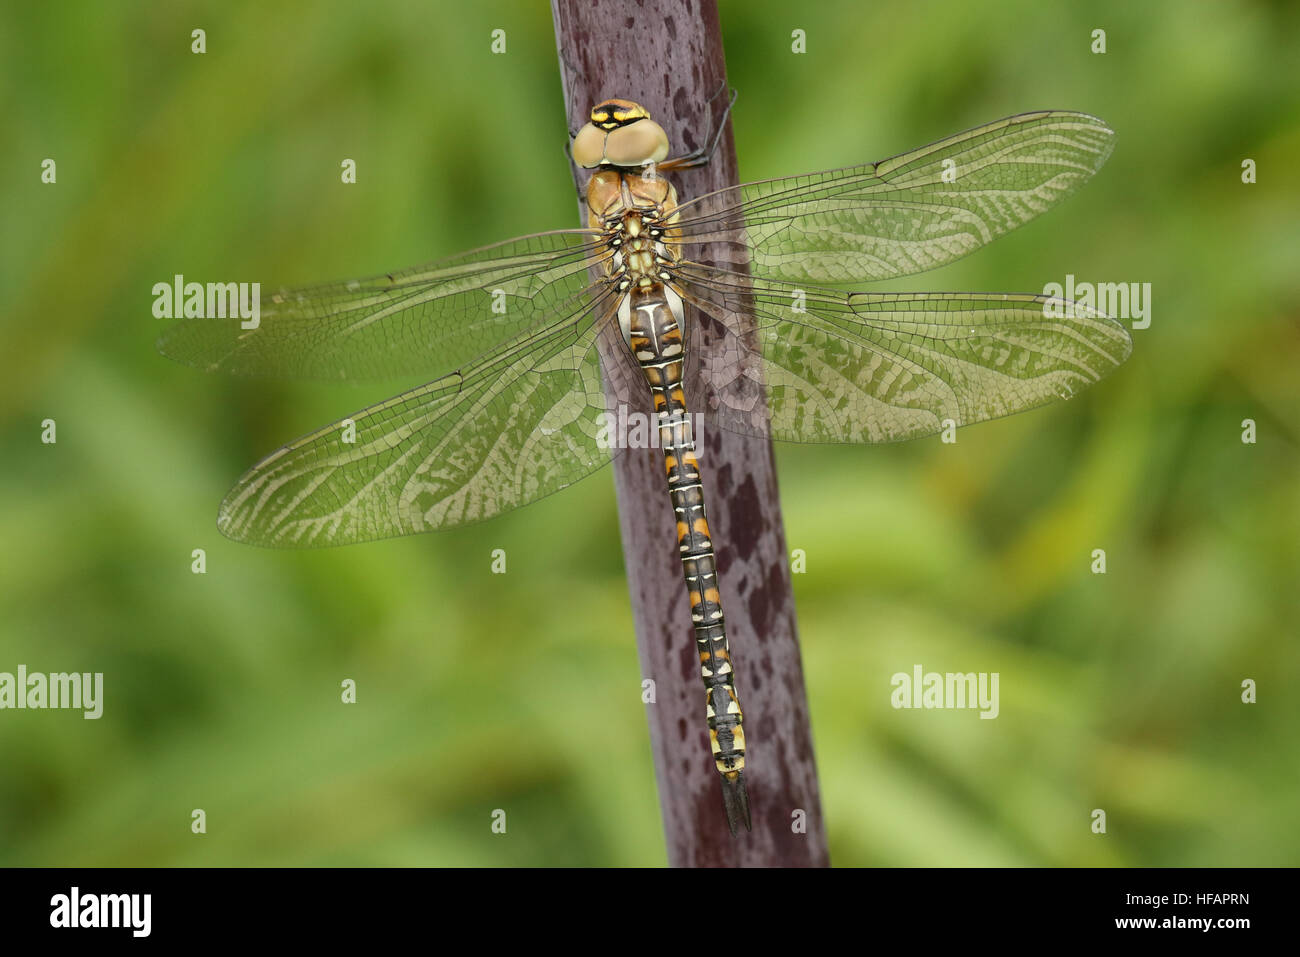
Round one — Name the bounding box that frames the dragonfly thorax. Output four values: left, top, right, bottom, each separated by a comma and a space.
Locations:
583, 167, 686, 351
585, 169, 683, 289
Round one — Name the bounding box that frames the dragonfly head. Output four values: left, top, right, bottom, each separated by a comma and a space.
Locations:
572, 98, 670, 170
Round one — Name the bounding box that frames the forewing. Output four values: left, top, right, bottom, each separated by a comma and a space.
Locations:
158, 230, 609, 381
671, 111, 1114, 285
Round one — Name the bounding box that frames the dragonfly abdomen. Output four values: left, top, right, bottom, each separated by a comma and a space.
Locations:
624, 285, 751, 835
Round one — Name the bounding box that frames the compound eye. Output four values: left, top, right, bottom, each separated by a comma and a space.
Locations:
571, 124, 607, 169
604, 119, 669, 167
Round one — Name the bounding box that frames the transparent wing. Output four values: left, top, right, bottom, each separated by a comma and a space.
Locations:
671, 111, 1115, 285
673, 265, 1132, 444
157, 230, 609, 381
216, 286, 632, 547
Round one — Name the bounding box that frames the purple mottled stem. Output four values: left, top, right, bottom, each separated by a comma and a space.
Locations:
552, 0, 828, 867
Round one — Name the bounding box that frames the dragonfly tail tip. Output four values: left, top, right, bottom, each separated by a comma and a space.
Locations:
721, 771, 751, 836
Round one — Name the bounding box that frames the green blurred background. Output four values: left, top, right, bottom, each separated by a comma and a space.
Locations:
2, 0, 1297, 866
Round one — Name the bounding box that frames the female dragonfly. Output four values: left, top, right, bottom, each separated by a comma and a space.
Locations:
160, 100, 1130, 835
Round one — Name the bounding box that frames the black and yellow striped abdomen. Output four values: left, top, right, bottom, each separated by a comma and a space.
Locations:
625, 285, 751, 834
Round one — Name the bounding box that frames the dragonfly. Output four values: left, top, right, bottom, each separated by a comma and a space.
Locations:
159, 99, 1130, 836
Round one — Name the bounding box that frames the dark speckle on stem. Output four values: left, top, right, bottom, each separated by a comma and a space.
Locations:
728, 472, 764, 559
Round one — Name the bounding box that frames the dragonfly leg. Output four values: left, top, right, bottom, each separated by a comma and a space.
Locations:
658, 86, 738, 171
